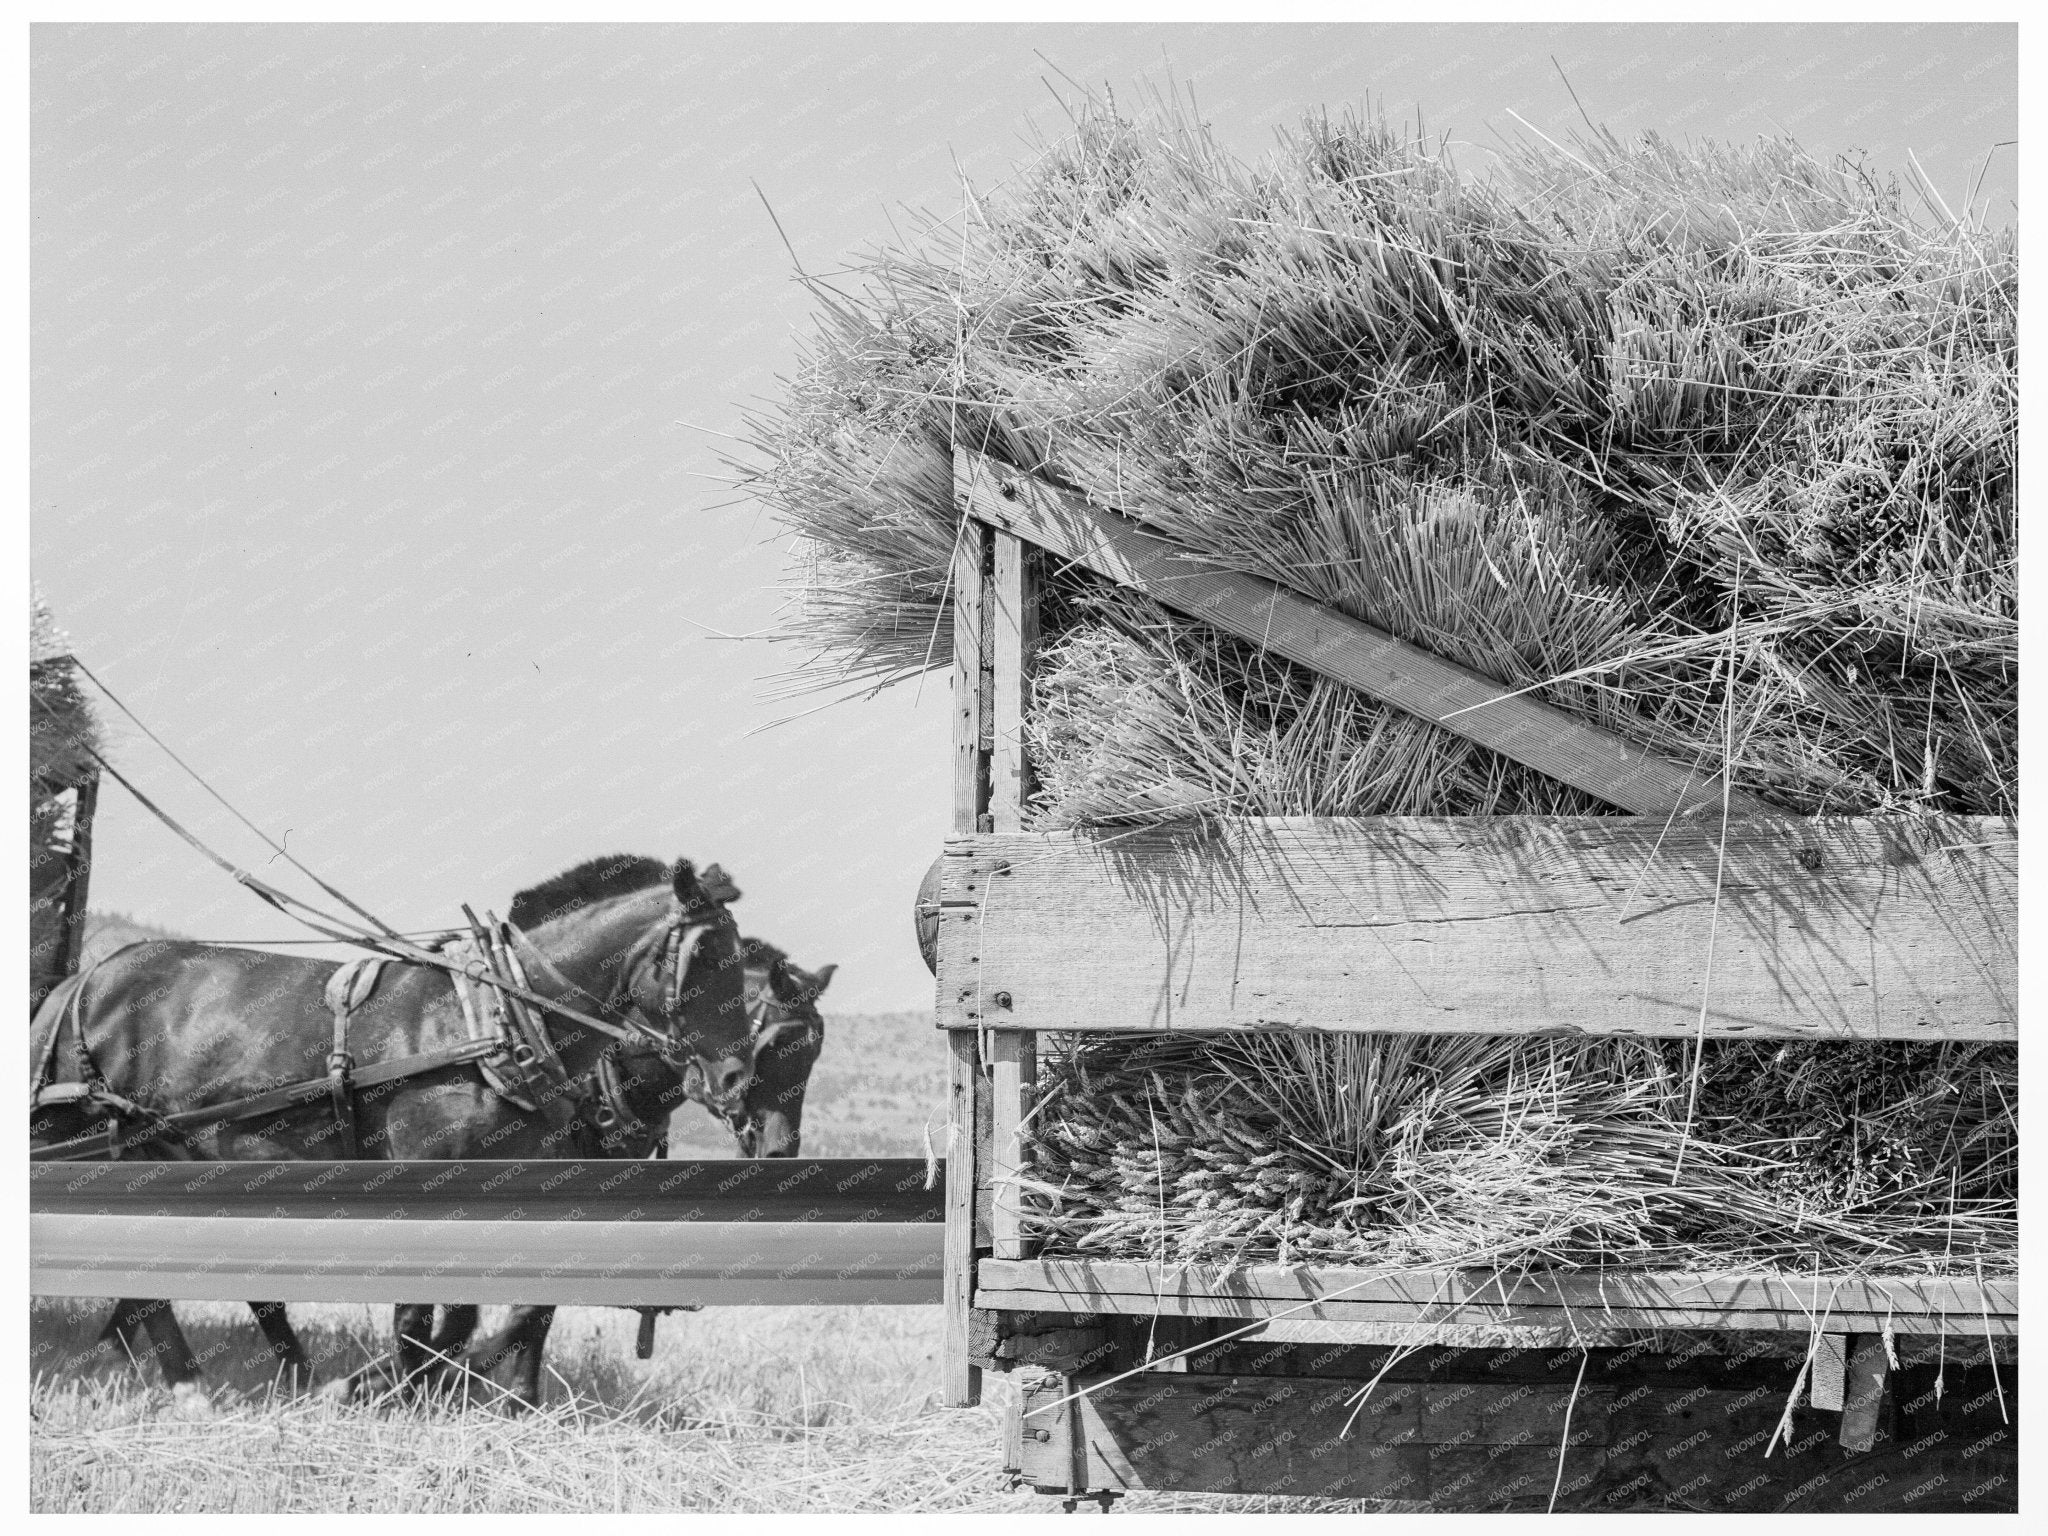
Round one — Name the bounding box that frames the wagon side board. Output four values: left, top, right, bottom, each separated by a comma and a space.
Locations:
936, 817, 2016, 1040
1016, 1355, 2017, 1511
976, 1259, 2018, 1338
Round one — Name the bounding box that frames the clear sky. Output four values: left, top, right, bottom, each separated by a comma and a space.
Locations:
31, 22, 2017, 1011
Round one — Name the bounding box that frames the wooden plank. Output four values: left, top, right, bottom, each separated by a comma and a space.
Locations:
951, 516, 990, 836
1025, 1359, 2016, 1510
1022, 1371, 1606, 1502
941, 1028, 982, 1407
1811, 1331, 1848, 1410
989, 1031, 1036, 1260
989, 530, 1037, 833
956, 448, 1765, 820
30, 1158, 945, 1224
1840, 1334, 1890, 1452
977, 1259, 2016, 1337
31, 1214, 941, 1306
934, 817, 2015, 1040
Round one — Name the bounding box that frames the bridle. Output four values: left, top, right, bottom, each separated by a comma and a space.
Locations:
687, 966, 823, 1119
504, 903, 735, 1083
654, 911, 715, 1063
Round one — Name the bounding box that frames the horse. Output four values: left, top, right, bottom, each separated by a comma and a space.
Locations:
723, 935, 835, 1157
30, 854, 753, 1412
367, 928, 837, 1406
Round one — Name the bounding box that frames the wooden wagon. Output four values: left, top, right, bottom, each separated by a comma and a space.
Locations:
934, 451, 2018, 1512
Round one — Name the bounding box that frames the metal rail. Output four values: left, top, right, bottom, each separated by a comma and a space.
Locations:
29, 1159, 946, 1307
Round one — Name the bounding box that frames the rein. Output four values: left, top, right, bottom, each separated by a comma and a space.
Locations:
31, 672, 744, 1163
69, 739, 709, 1062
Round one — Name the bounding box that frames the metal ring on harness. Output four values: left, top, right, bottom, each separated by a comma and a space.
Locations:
591, 1050, 647, 1146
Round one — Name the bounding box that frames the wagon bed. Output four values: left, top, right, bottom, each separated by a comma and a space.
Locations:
936, 452, 2018, 1512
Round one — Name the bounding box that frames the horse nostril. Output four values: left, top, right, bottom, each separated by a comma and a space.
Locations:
719, 1066, 748, 1098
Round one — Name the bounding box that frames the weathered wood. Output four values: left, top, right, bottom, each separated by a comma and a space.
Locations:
989, 530, 1037, 833
31, 1158, 944, 1224
935, 817, 2015, 1040
1019, 1359, 2016, 1509
1183, 1338, 1806, 1393
976, 1259, 2017, 1337
1020, 1370, 1607, 1503
1811, 1331, 1848, 1411
942, 1027, 982, 1407
1000, 1382, 1025, 1478
950, 517, 990, 837
943, 491, 993, 1407
32, 1214, 941, 1306
1840, 1334, 1890, 1452
995, 1324, 1115, 1371
956, 448, 1766, 819
989, 1030, 1036, 1260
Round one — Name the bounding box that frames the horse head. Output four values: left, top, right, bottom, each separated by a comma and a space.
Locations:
642, 859, 753, 1110
508, 854, 753, 1116
725, 942, 835, 1158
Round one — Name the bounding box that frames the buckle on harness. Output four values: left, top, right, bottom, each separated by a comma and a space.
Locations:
327, 1051, 354, 1076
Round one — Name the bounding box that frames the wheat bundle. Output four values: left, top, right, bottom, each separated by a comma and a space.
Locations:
741, 99, 2016, 1277
1027, 1033, 2014, 1277
31, 590, 101, 998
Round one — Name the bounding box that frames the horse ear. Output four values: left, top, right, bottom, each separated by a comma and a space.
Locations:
671, 858, 703, 905
774, 960, 836, 1004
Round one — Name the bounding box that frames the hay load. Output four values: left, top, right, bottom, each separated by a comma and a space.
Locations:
743, 102, 2016, 1279
31, 589, 102, 1009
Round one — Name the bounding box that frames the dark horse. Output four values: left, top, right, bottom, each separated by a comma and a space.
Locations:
30, 855, 753, 1412
370, 920, 838, 1405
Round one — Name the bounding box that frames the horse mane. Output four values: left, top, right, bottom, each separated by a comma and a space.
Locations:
508, 854, 670, 929
740, 936, 789, 971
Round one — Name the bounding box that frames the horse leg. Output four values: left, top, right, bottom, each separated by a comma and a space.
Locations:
247, 1301, 313, 1390
98, 1297, 148, 1354
428, 1304, 481, 1376
108, 1297, 212, 1418
460, 1304, 556, 1411
393, 1302, 440, 1395
504, 1305, 555, 1411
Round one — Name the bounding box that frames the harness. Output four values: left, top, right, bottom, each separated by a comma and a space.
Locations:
28, 910, 714, 1164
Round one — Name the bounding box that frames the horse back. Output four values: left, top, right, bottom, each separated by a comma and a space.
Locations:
32, 942, 453, 1130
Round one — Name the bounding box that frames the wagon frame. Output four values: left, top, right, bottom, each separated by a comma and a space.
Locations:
934, 449, 2018, 1511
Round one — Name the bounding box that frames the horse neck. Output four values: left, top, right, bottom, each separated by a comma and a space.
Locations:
520, 891, 669, 1035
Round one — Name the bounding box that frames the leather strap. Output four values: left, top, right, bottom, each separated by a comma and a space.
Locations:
494, 918, 570, 1095
30, 1036, 508, 1162
662, 919, 709, 1022
591, 1049, 649, 1150
322, 957, 386, 1160
450, 943, 541, 1112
